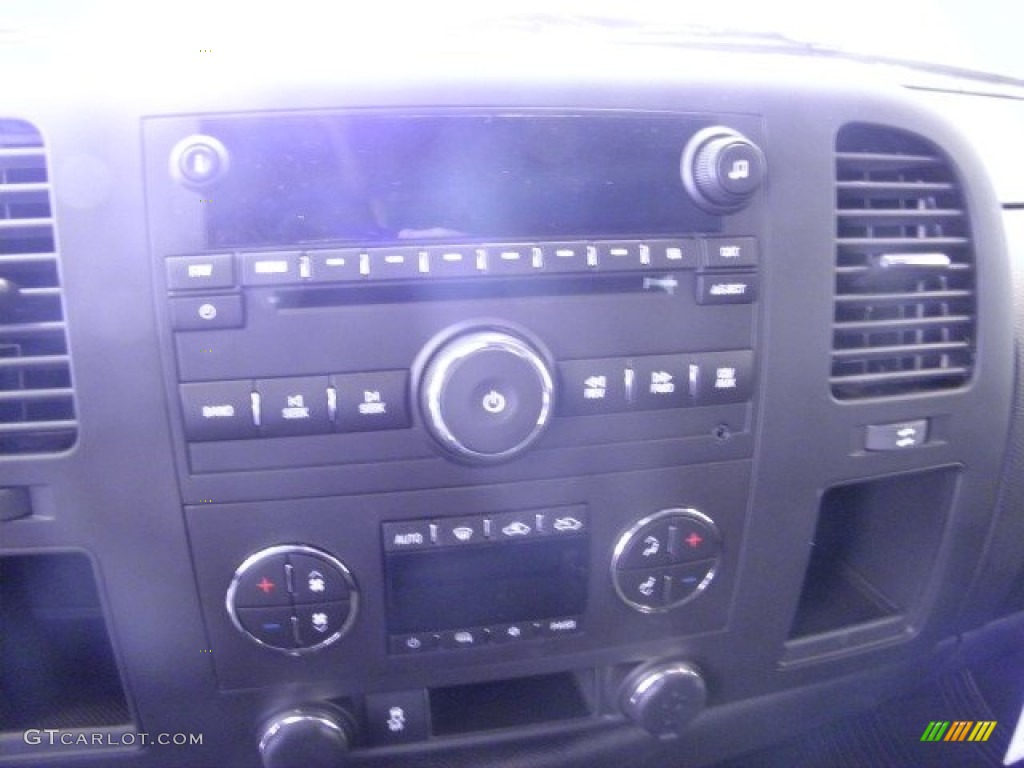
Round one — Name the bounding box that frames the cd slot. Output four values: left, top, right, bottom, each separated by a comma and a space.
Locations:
272, 273, 685, 309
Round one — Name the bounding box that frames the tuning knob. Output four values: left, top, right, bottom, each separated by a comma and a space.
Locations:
621, 662, 707, 737
259, 706, 353, 768
419, 329, 555, 463
682, 127, 765, 214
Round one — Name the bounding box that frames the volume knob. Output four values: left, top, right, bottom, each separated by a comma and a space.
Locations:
683, 127, 765, 214
419, 329, 555, 463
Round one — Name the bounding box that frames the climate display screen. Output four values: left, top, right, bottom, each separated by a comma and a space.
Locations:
202, 113, 720, 248
385, 537, 589, 633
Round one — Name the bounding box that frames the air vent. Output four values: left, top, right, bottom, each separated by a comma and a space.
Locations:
0, 120, 77, 453
831, 124, 975, 400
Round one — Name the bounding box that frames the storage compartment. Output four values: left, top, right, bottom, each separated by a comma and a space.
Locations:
785, 468, 958, 661
429, 671, 595, 736
0, 552, 132, 731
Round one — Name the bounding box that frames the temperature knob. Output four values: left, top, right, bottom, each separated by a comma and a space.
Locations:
259, 706, 353, 768
682, 127, 765, 214
621, 662, 707, 737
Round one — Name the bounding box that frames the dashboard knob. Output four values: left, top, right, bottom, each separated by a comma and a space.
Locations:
621, 662, 707, 737
682, 127, 765, 213
259, 706, 353, 768
419, 330, 555, 463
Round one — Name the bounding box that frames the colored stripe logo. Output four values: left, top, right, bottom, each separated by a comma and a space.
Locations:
921, 721, 997, 742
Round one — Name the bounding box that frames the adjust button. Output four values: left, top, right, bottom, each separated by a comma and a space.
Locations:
490, 510, 543, 541
633, 354, 691, 410
617, 569, 669, 610
865, 419, 928, 451
294, 601, 351, 648
546, 507, 588, 536
382, 521, 434, 552
256, 376, 331, 437
179, 380, 257, 441
488, 622, 535, 644
618, 519, 673, 569
166, 253, 235, 291
647, 239, 699, 270
365, 690, 429, 746
690, 350, 755, 405
665, 560, 717, 603
170, 294, 244, 331
288, 554, 352, 604
390, 633, 440, 655
702, 237, 758, 269
332, 371, 411, 433
233, 554, 290, 608
436, 517, 486, 547
537, 617, 582, 637
439, 628, 487, 650
669, 517, 721, 563
235, 606, 296, 650
696, 273, 758, 305
557, 358, 630, 416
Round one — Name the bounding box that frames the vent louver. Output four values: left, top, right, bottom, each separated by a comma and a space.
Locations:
831, 124, 975, 400
0, 120, 76, 453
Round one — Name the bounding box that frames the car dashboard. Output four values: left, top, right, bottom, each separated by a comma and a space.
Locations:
1, 32, 1023, 768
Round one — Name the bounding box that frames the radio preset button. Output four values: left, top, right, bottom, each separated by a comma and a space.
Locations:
696, 273, 758, 305
690, 350, 755, 405
308, 248, 362, 283
170, 294, 244, 331
365, 248, 422, 280
484, 244, 539, 275
241, 250, 303, 286
702, 237, 758, 269
256, 376, 332, 437
538, 242, 589, 273
632, 355, 691, 411
332, 371, 410, 433
166, 253, 235, 291
382, 522, 434, 551
557, 358, 630, 416
647, 239, 699, 270
594, 241, 645, 271
180, 380, 257, 441
425, 246, 483, 278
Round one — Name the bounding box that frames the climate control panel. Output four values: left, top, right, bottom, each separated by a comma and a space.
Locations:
226, 545, 359, 653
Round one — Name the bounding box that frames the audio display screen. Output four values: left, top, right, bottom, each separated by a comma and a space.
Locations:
202, 114, 721, 248
385, 537, 588, 633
